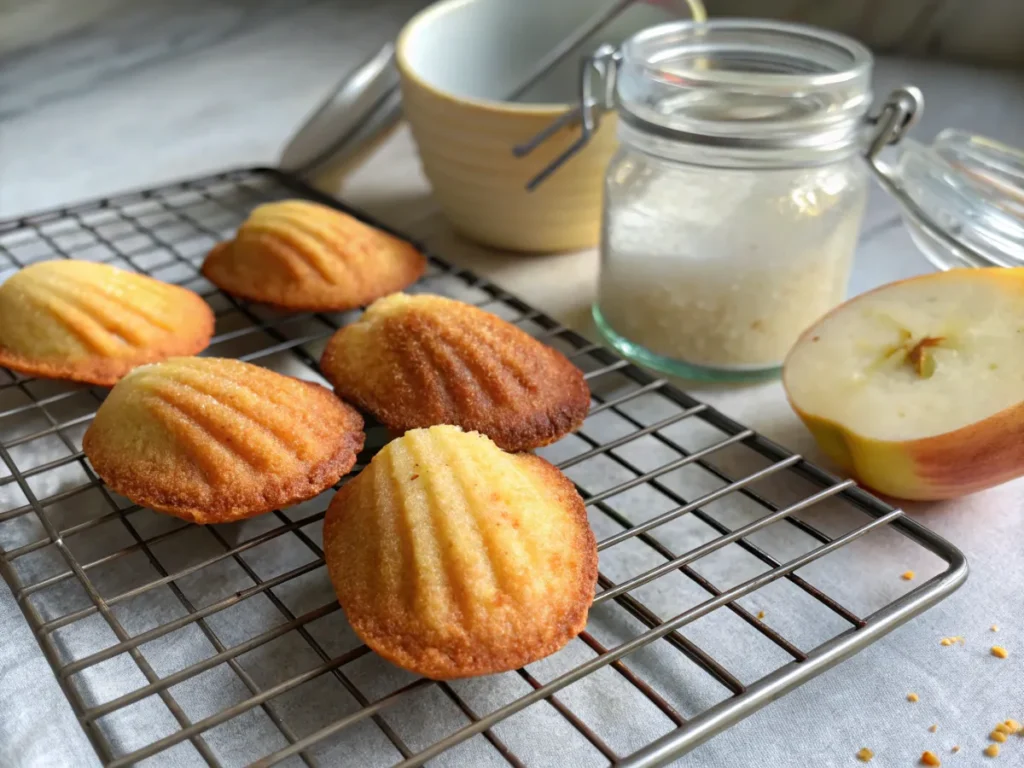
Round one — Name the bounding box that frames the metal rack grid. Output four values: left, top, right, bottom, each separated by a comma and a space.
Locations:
0, 168, 967, 768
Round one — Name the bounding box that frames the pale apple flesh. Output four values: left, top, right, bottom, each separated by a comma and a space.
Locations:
783, 267, 1024, 501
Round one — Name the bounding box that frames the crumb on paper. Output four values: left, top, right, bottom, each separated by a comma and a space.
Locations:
951, 746, 960, 753
908, 692, 920, 702
993, 720, 1023, 736
990, 731, 1007, 743
856, 747, 874, 762
902, 570, 916, 580
921, 750, 941, 766
756, 610, 766, 620
991, 624, 999, 632
992, 646, 1009, 659
929, 724, 938, 733
940, 636, 966, 647
984, 744, 1000, 758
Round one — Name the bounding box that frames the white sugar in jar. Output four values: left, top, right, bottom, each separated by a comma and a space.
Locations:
597, 157, 867, 374
589, 20, 873, 380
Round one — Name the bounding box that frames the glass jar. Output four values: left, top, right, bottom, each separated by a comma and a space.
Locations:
585, 20, 875, 380
514, 19, 1023, 381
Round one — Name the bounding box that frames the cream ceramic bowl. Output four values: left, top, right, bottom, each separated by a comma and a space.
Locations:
396, 0, 680, 252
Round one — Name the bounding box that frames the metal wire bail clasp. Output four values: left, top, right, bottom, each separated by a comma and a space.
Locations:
513, 44, 622, 191
862, 85, 981, 267
864, 86, 924, 161
865, 85, 992, 267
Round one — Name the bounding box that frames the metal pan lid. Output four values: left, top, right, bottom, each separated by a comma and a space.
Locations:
279, 44, 402, 179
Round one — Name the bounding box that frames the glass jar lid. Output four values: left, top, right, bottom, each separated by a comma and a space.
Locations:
888, 130, 1024, 269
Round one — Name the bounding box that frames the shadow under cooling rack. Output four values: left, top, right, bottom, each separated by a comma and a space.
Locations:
0, 168, 967, 768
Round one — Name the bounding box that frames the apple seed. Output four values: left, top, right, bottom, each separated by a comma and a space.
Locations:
908, 337, 945, 378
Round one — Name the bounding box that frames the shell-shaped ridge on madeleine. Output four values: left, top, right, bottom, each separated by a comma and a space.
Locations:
83, 357, 364, 524
324, 425, 598, 679
320, 293, 591, 451
0, 260, 214, 385
201, 200, 426, 310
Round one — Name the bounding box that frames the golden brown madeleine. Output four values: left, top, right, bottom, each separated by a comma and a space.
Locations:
83, 357, 364, 524
324, 425, 598, 679
0, 260, 214, 386
320, 293, 591, 451
201, 200, 426, 311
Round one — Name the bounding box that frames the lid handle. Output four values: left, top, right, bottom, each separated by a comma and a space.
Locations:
512, 45, 622, 191
865, 86, 923, 159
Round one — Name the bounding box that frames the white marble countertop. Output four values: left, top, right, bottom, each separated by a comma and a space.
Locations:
3, 3, 1024, 767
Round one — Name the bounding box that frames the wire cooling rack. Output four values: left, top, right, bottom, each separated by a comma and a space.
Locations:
0, 168, 967, 768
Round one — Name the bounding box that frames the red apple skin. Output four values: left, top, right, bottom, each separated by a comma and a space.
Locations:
907, 400, 1024, 499
784, 267, 1024, 502
792, 400, 1024, 501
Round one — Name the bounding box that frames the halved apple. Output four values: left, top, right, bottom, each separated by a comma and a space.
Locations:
783, 267, 1024, 501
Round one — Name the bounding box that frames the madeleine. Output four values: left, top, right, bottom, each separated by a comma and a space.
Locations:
320, 293, 590, 451
202, 200, 425, 310
324, 425, 598, 679
83, 357, 364, 523
0, 260, 213, 385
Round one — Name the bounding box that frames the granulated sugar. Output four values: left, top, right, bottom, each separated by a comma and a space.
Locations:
597, 164, 865, 370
